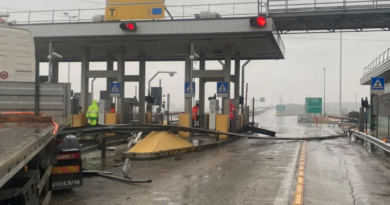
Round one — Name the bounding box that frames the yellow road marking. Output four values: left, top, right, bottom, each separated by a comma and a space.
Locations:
293, 141, 307, 205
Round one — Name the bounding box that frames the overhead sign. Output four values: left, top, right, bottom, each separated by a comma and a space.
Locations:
305, 97, 322, 114
184, 82, 195, 97
260, 97, 265, 102
107, 0, 164, 5
276, 104, 285, 111
105, 4, 165, 20
371, 77, 385, 95
110, 82, 121, 97
217, 82, 229, 97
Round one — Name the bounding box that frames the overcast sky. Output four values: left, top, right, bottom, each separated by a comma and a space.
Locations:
1, 0, 388, 111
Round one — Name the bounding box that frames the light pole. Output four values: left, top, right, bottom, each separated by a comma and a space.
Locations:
241, 60, 251, 114
339, 29, 343, 120
91, 78, 97, 101
63, 13, 77, 83
47, 43, 63, 83
148, 71, 177, 96
323, 68, 326, 116
63, 12, 77, 22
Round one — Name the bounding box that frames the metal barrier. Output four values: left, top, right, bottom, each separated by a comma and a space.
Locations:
363, 48, 390, 76
345, 129, 390, 153
1, 0, 390, 25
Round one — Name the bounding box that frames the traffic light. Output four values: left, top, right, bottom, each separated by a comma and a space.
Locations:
119, 22, 137, 31
361, 97, 369, 108
239, 96, 244, 104
249, 16, 267, 27
145, 96, 155, 104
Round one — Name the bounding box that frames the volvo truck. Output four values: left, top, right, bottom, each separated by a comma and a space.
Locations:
0, 24, 82, 205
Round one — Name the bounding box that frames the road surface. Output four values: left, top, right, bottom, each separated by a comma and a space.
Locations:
50, 110, 390, 205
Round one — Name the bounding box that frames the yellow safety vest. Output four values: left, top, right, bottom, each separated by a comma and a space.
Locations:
86, 100, 99, 118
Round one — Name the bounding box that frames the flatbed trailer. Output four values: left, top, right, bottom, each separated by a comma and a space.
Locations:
0, 116, 69, 205
0, 23, 80, 205
0, 80, 75, 205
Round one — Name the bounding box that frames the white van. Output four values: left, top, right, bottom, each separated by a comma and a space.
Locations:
0, 25, 35, 82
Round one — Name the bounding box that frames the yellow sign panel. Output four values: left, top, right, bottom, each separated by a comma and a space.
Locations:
107, 0, 164, 5
105, 3, 165, 20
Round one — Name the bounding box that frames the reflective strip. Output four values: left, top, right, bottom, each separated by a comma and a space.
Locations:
88, 110, 98, 113
52, 166, 80, 175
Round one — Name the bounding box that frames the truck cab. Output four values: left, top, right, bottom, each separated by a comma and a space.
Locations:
52, 135, 83, 190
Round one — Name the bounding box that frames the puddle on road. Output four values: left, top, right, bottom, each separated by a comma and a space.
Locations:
82, 146, 126, 170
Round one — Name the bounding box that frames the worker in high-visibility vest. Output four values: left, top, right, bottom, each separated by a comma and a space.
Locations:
230, 101, 235, 120
110, 104, 115, 113
192, 103, 199, 127
230, 102, 236, 130
86, 100, 99, 126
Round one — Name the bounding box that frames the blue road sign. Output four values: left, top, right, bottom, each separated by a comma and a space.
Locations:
184, 82, 195, 97
110, 82, 121, 97
371, 77, 385, 94
217, 82, 229, 97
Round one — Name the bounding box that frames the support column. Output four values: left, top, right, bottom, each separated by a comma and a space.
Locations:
184, 44, 191, 114
106, 54, 114, 102
52, 60, 59, 83
199, 52, 206, 128
80, 46, 90, 113
223, 44, 231, 115
233, 51, 240, 132
34, 54, 40, 116
138, 53, 146, 124
117, 46, 125, 123
234, 52, 240, 102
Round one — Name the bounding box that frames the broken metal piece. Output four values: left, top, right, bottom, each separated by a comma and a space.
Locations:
127, 132, 142, 148
122, 158, 132, 178
82, 169, 114, 176
113, 162, 125, 167
174, 150, 183, 161
98, 173, 152, 184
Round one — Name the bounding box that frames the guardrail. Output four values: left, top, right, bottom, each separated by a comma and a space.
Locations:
1, 0, 389, 25
363, 48, 390, 76
343, 128, 390, 153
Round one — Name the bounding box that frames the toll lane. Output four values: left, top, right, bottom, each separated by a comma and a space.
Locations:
50, 134, 301, 205
50, 110, 305, 205
304, 138, 390, 205
49, 110, 390, 205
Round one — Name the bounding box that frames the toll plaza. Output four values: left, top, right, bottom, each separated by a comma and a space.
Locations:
3, 1, 390, 204
18, 16, 284, 131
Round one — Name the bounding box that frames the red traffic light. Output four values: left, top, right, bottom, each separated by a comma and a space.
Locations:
249, 16, 267, 27
120, 22, 137, 31
257, 16, 266, 26
127, 23, 135, 30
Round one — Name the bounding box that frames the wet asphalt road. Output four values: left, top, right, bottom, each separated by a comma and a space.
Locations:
304, 139, 390, 205
50, 110, 390, 205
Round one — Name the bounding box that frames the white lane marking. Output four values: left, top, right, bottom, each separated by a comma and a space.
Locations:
273, 142, 301, 205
